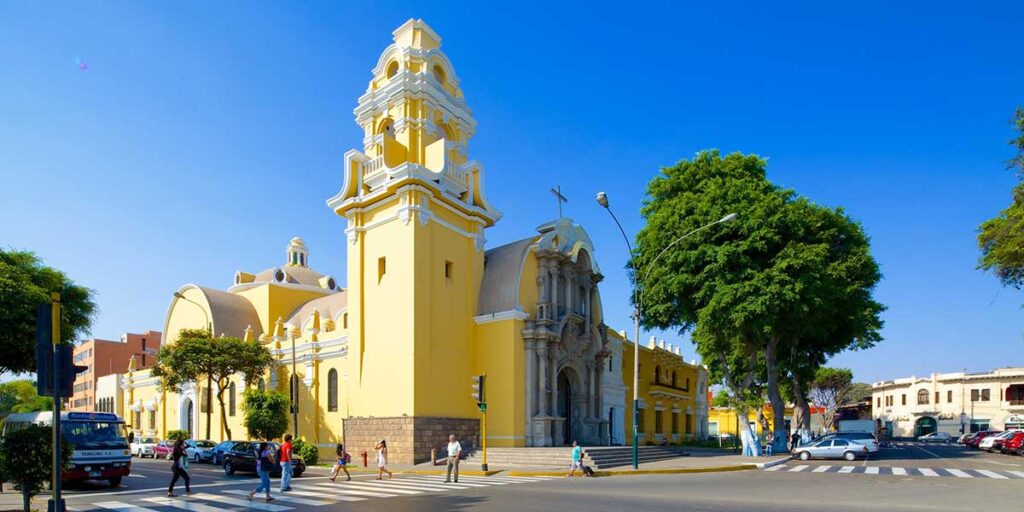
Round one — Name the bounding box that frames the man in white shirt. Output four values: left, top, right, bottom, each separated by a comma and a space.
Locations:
445, 434, 462, 483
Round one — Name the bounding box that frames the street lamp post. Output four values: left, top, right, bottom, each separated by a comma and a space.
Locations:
291, 330, 299, 437
596, 191, 735, 469
174, 292, 213, 440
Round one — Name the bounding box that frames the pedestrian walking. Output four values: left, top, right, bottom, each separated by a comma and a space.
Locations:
247, 442, 276, 503
790, 431, 800, 451
167, 439, 192, 497
279, 434, 294, 492
375, 439, 393, 480
567, 440, 583, 477
330, 443, 351, 482
445, 434, 462, 483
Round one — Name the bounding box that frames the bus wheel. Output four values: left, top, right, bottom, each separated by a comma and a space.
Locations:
108, 477, 122, 487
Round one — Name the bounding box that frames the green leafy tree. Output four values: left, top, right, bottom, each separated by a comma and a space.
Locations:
152, 329, 274, 439
809, 367, 854, 431
635, 150, 883, 455
846, 382, 874, 404
711, 390, 733, 408
0, 379, 53, 417
0, 424, 73, 512
978, 108, 1024, 289
243, 389, 289, 441
0, 249, 96, 376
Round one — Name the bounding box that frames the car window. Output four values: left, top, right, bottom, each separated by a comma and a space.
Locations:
833, 439, 848, 446
233, 442, 251, 452
197, 441, 215, 448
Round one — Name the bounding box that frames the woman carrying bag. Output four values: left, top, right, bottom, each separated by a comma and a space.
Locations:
167, 439, 192, 497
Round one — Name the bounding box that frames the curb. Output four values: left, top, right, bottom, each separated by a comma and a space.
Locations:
755, 456, 793, 470
508, 464, 758, 478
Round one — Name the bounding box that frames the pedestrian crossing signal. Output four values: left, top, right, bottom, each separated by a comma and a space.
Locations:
470, 374, 485, 405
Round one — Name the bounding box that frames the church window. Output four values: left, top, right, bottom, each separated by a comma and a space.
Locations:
257, 379, 266, 392
386, 60, 399, 79
671, 371, 677, 387
655, 410, 663, 433
328, 369, 338, 412
654, 366, 661, 384
274, 269, 286, 283
378, 257, 387, 284
148, 410, 155, 429
432, 64, 446, 86
445, 260, 453, 280
609, 356, 613, 372
343, 313, 348, 329
672, 412, 679, 434
917, 389, 929, 405
685, 377, 690, 391
229, 382, 237, 416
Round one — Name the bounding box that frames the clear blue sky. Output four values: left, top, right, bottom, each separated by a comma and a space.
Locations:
2, 1, 1023, 383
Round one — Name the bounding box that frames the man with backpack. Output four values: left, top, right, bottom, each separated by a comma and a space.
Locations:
279, 434, 294, 492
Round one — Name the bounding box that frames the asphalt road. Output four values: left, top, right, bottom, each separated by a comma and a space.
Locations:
57, 450, 1023, 512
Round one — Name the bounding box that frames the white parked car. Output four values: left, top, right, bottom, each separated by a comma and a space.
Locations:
917, 432, 953, 443
130, 437, 159, 458
794, 438, 871, 461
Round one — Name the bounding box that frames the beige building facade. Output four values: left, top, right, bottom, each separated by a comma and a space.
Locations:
872, 367, 1024, 438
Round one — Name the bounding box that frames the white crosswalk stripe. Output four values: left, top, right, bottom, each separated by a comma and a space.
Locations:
812, 466, 831, 473
864, 467, 880, 475
763, 464, 785, 472
918, 468, 939, 477
891, 467, 907, 476
787, 464, 809, 472
974, 470, 1008, 479
765, 464, 1020, 481
79, 473, 552, 511
945, 469, 973, 478
1007, 470, 1024, 478
837, 466, 856, 473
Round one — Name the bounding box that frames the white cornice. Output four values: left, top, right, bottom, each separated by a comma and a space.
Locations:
475, 308, 530, 325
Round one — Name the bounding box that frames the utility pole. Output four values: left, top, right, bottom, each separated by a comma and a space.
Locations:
49, 293, 65, 512
291, 330, 299, 437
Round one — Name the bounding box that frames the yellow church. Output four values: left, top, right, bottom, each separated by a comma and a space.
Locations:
121, 19, 707, 464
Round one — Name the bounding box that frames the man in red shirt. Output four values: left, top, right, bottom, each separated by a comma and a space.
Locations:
280, 434, 294, 492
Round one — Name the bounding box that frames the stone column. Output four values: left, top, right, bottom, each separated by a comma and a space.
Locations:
537, 343, 549, 417
548, 262, 559, 317
525, 339, 536, 446
548, 344, 558, 416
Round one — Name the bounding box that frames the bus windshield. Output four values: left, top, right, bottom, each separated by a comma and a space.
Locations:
61, 421, 128, 450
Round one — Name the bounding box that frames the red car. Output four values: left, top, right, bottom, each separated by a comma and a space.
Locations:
1000, 431, 1024, 455
153, 440, 175, 459
967, 430, 1000, 449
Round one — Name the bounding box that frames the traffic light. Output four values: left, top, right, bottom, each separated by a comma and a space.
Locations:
58, 345, 88, 397
470, 374, 485, 407
35, 303, 54, 396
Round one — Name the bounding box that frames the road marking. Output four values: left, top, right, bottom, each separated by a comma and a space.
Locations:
190, 493, 291, 511
225, 489, 331, 506
787, 465, 809, 472
300, 483, 402, 498
837, 466, 856, 474
812, 466, 831, 473
864, 467, 880, 475
1006, 471, 1024, 478
891, 467, 907, 476
141, 496, 227, 512
94, 502, 162, 512
945, 469, 973, 478
275, 488, 367, 501
319, 481, 423, 493
401, 477, 490, 487
917, 468, 939, 477
974, 470, 1008, 479
362, 479, 459, 491
763, 464, 785, 471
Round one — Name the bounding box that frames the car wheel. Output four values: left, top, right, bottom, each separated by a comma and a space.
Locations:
108, 476, 122, 487
799, 451, 811, 461
224, 461, 235, 476
294, 471, 303, 478
843, 451, 857, 461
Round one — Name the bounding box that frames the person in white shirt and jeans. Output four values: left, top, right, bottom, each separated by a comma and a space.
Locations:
445, 434, 462, 483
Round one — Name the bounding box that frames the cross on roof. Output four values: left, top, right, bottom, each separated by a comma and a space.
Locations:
550, 186, 568, 219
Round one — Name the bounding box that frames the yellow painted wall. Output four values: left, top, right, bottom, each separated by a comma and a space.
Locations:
622, 340, 702, 445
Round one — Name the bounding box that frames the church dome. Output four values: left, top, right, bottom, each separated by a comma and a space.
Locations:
233, 237, 340, 292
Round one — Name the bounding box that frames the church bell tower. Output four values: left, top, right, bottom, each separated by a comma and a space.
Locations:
326, 19, 500, 461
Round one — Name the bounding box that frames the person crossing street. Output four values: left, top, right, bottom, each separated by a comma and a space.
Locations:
279, 434, 294, 492
445, 434, 462, 483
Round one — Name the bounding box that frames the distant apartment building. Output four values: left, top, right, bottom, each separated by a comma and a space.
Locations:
872, 367, 1024, 438
68, 331, 161, 411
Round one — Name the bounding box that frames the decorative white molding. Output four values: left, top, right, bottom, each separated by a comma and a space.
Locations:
474, 308, 530, 325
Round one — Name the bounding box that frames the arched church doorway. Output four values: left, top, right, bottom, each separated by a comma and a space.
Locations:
557, 371, 572, 445
915, 416, 937, 437
181, 398, 194, 438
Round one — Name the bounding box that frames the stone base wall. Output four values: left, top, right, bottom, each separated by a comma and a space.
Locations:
343, 416, 480, 465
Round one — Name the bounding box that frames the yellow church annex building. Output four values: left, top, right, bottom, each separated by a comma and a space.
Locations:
121, 19, 708, 464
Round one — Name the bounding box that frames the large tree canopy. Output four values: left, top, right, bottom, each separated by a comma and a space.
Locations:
635, 150, 883, 454
0, 249, 96, 375
978, 107, 1024, 289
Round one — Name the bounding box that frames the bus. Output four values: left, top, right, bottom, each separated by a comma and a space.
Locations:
2, 411, 131, 486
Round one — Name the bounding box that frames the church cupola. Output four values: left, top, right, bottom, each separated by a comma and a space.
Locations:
286, 237, 309, 267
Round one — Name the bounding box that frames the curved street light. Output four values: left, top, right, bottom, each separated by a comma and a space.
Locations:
596, 191, 736, 469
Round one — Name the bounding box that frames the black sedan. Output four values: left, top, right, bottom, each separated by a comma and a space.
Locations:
221, 441, 305, 478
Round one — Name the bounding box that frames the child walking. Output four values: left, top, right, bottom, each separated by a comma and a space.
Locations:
330, 443, 352, 482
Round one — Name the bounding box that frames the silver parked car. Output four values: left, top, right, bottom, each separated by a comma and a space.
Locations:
795, 438, 870, 461
918, 432, 953, 443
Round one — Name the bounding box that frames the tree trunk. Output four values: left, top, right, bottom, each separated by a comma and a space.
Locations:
21, 487, 30, 512
205, 375, 213, 440
216, 386, 232, 440
735, 406, 760, 457
764, 337, 787, 454
790, 374, 811, 445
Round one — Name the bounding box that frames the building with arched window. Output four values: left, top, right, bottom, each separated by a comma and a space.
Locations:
120, 19, 706, 463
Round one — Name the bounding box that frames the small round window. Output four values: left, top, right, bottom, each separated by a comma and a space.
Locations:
274, 269, 286, 283
386, 60, 399, 79
327, 277, 336, 290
